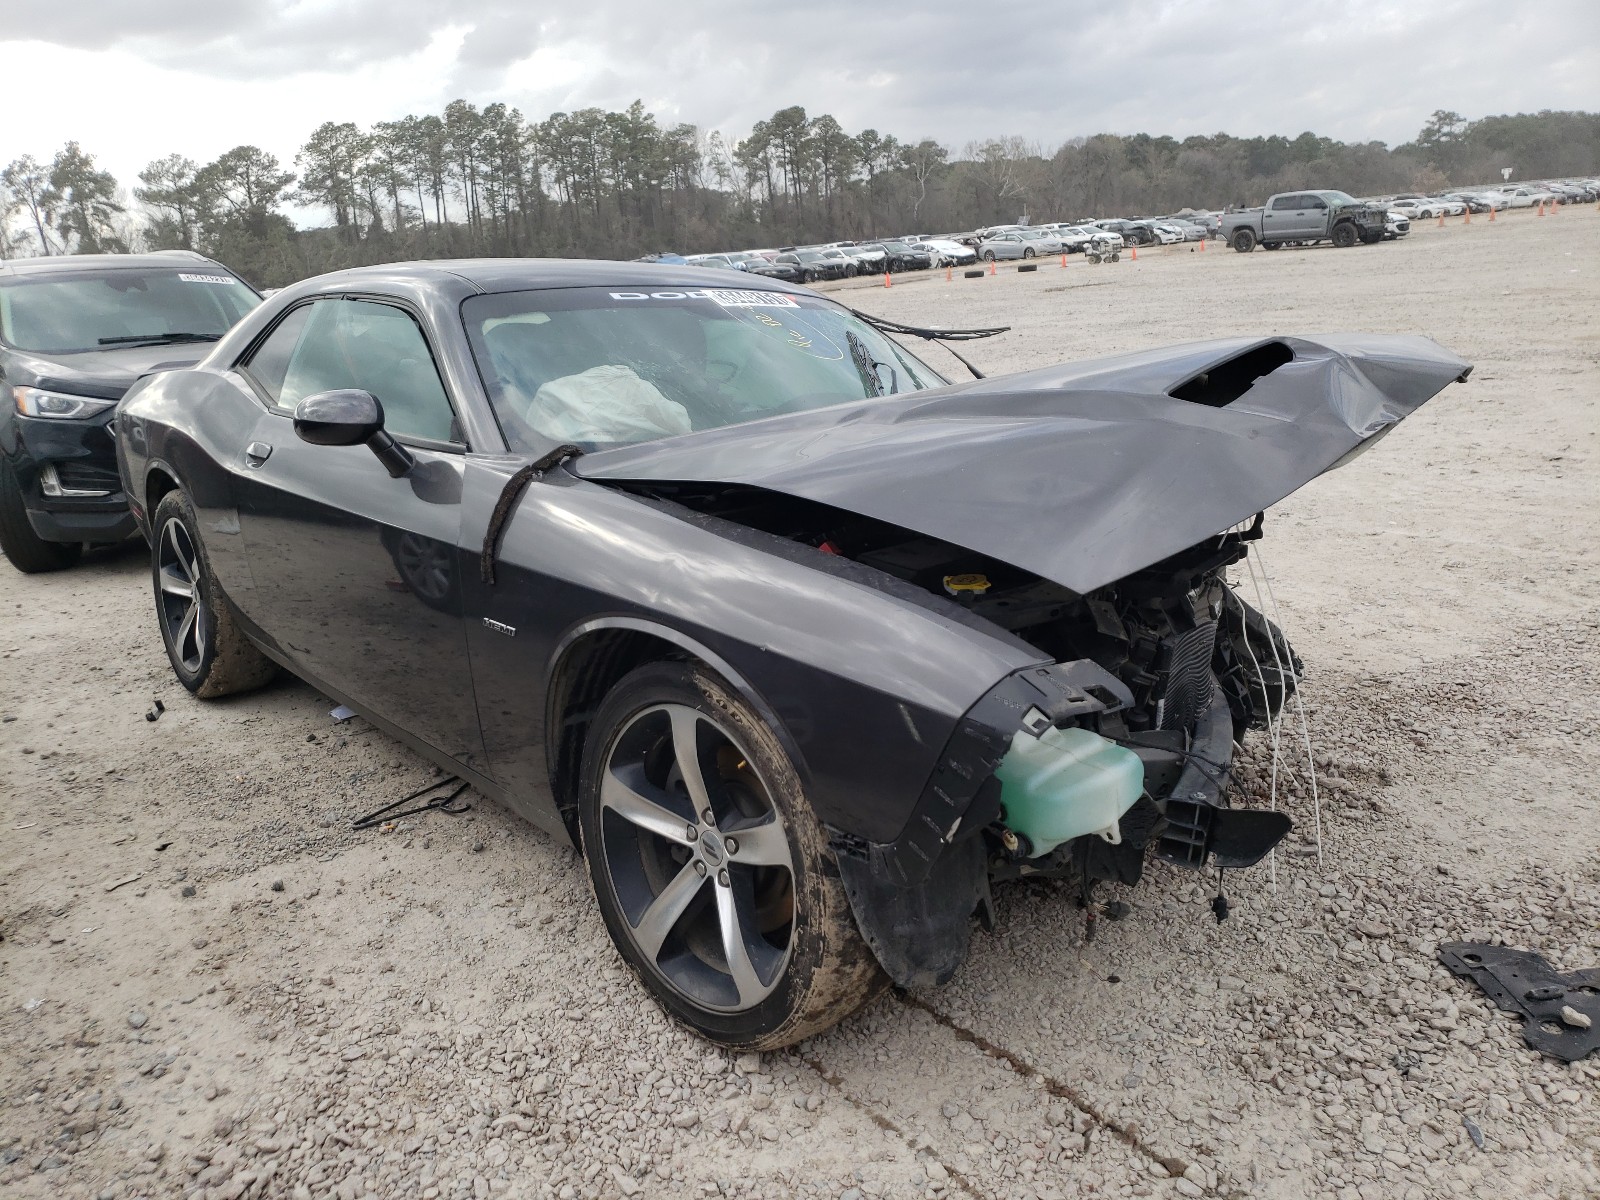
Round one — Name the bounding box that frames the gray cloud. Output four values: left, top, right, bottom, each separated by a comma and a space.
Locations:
10, 0, 1598, 152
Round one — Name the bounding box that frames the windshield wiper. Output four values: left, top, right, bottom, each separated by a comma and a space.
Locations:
97, 332, 223, 346
846, 331, 884, 398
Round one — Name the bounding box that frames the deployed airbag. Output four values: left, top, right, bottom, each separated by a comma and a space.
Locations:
521, 365, 691, 445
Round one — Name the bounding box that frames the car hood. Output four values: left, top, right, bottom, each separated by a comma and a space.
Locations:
576, 334, 1471, 595
7, 344, 211, 401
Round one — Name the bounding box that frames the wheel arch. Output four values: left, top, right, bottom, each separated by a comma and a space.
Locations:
543, 616, 808, 844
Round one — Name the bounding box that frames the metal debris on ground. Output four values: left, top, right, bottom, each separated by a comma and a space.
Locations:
1438, 942, 1600, 1062
145, 699, 165, 722
329, 704, 356, 722
351, 778, 471, 831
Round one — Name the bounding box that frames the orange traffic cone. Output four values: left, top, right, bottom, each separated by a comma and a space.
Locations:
1060, 254, 1067, 268
1464, 208, 1472, 224
1552, 198, 1560, 214
1488, 206, 1495, 222
883, 271, 891, 287
1437, 212, 1444, 227
1199, 237, 1206, 252
988, 260, 996, 276
1538, 201, 1545, 216
945, 266, 951, 282
1130, 245, 1137, 261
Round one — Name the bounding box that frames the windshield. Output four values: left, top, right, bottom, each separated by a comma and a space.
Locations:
1318, 191, 1359, 207
0, 267, 259, 354
464, 286, 948, 452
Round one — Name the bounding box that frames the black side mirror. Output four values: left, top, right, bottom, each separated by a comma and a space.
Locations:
293, 389, 413, 478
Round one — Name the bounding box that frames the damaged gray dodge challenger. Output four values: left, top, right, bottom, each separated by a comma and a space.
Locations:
114, 260, 1470, 1048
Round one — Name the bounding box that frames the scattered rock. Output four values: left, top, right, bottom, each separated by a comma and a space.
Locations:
127, 1010, 148, 1030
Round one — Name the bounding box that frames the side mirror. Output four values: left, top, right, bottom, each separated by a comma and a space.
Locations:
292, 389, 413, 478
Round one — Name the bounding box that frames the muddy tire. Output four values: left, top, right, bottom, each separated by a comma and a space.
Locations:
1231, 229, 1256, 253
0, 457, 82, 574
150, 489, 277, 699
579, 661, 886, 1050
1331, 221, 1359, 248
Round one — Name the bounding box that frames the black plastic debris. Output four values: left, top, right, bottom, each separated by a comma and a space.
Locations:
351, 778, 471, 831
145, 699, 165, 723
1438, 942, 1600, 1062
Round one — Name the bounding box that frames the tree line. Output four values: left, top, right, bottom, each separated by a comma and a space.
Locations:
3, 105, 1596, 288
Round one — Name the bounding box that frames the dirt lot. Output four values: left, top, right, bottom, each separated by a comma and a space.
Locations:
2, 207, 1598, 1200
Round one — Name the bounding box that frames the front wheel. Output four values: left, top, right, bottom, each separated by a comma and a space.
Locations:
1331, 222, 1359, 248
0, 457, 82, 574
1022, 247, 1035, 259
151, 489, 277, 698
1231, 229, 1256, 253
579, 662, 885, 1049
982, 251, 996, 262
844, 265, 858, 278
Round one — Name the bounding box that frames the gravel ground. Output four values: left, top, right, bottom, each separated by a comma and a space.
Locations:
2, 207, 1598, 1200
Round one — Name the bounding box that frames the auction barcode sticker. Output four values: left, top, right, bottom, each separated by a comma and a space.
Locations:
178, 273, 236, 285
706, 290, 799, 309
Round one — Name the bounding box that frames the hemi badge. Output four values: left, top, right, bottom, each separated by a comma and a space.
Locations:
482, 618, 516, 637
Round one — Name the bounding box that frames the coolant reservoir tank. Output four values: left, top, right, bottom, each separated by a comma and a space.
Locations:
994, 726, 1145, 857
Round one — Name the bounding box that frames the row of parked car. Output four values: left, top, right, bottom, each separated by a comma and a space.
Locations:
653, 212, 1225, 281
1361, 177, 1600, 217
655, 174, 1599, 281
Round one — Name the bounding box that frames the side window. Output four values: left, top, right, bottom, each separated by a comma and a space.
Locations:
278, 299, 459, 444
241, 303, 315, 405
1271, 195, 1301, 211
1304, 195, 1327, 210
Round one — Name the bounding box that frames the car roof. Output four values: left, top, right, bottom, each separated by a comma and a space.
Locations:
282, 257, 814, 300
0, 250, 227, 279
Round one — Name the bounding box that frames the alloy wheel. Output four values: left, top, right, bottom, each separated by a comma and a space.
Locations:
597, 702, 797, 1013
157, 516, 208, 673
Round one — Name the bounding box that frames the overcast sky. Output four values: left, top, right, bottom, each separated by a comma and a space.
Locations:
4, 0, 1596, 210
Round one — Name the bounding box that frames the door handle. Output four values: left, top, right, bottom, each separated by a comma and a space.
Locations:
245, 442, 273, 468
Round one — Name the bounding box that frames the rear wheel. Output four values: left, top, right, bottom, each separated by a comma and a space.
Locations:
982, 251, 996, 262
579, 662, 885, 1049
0, 458, 82, 574
1231, 229, 1256, 253
1331, 221, 1359, 248
1022, 247, 1035, 259
151, 489, 277, 698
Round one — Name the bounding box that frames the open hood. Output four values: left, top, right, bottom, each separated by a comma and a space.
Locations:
576, 334, 1471, 595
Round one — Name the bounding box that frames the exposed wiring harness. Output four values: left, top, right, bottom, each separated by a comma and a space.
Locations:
847, 309, 1010, 380
480, 443, 583, 585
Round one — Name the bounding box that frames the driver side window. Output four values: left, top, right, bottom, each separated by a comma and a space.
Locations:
245, 298, 460, 444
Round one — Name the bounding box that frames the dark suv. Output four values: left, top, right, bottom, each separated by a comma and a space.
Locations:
0, 252, 259, 572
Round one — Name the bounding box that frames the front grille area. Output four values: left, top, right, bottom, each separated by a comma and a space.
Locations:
1156, 619, 1219, 730
55, 461, 121, 493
